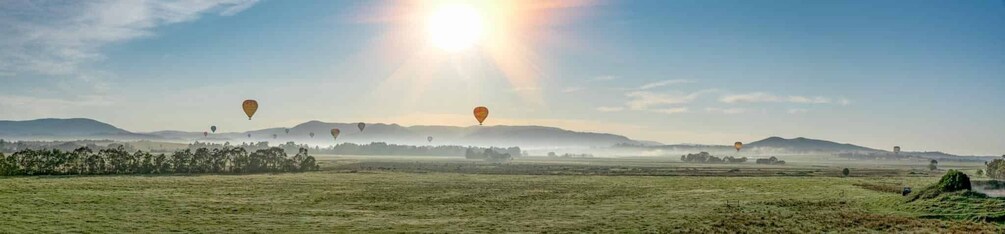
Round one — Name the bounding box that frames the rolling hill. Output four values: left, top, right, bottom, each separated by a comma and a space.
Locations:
0, 118, 155, 140
0, 118, 647, 148
0, 118, 990, 159
746, 137, 881, 153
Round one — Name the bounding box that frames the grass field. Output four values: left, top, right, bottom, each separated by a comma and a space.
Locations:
0, 156, 1001, 233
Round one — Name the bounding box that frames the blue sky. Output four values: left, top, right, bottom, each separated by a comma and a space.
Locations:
0, 0, 1003, 155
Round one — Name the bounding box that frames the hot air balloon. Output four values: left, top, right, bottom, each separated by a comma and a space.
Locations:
285, 128, 290, 134
734, 142, 743, 152
473, 106, 489, 125
427, 136, 433, 143
210, 126, 217, 133
894, 146, 901, 155
247, 134, 251, 138
330, 128, 341, 142
242, 100, 258, 120
203, 132, 208, 137
272, 134, 277, 139
358, 122, 366, 132
309, 132, 315, 138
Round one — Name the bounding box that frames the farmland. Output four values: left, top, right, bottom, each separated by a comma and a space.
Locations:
0, 155, 1000, 233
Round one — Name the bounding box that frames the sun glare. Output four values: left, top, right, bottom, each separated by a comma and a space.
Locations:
426, 5, 485, 52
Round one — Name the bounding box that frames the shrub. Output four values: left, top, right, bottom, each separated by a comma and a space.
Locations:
907, 169, 972, 202
842, 168, 850, 177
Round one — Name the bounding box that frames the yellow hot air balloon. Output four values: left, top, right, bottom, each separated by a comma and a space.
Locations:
473, 106, 489, 125
242, 100, 258, 120
358, 122, 366, 132
734, 142, 743, 152
330, 128, 341, 142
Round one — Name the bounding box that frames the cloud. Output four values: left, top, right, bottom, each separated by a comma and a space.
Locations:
838, 98, 852, 106
220, 0, 259, 16
595, 106, 624, 112
787, 109, 808, 114
625, 89, 715, 110
562, 87, 584, 93
787, 96, 831, 104
510, 86, 541, 92
705, 107, 746, 114
650, 107, 689, 114
637, 79, 692, 90
0, 0, 259, 76
719, 92, 780, 103
719, 92, 845, 105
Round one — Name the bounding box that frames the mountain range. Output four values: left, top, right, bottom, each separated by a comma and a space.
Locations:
0, 118, 643, 148
0, 118, 988, 158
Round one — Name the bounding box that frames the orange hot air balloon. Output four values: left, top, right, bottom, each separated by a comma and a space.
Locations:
358, 122, 366, 132
242, 100, 259, 120
734, 142, 743, 152
330, 128, 341, 141
473, 106, 489, 125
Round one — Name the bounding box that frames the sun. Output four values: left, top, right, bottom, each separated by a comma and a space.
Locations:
426, 4, 485, 52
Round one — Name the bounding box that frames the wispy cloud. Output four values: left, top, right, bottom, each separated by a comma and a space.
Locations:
838, 98, 852, 106
562, 87, 584, 93
625, 89, 715, 110
596, 89, 716, 115
720, 92, 846, 105
595, 106, 624, 112
637, 79, 692, 90
0, 0, 259, 76
510, 86, 541, 92
650, 107, 689, 114
787, 109, 808, 114
705, 107, 746, 114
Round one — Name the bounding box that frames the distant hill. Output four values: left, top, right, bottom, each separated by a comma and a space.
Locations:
0, 118, 990, 159
611, 136, 888, 156
0, 118, 650, 148
747, 137, 880, 153
0, 118, 155, 140
206, 121, 644, 148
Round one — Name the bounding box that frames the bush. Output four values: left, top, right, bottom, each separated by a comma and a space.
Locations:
907, 169, 972, 202
842, 168, 850, 177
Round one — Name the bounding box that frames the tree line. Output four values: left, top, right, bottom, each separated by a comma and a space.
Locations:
465, 148, 513, 162
0, 146, 318, 176
2, 139, 524, 158
680, 152, 747, 163
985, 156, 1005, 180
